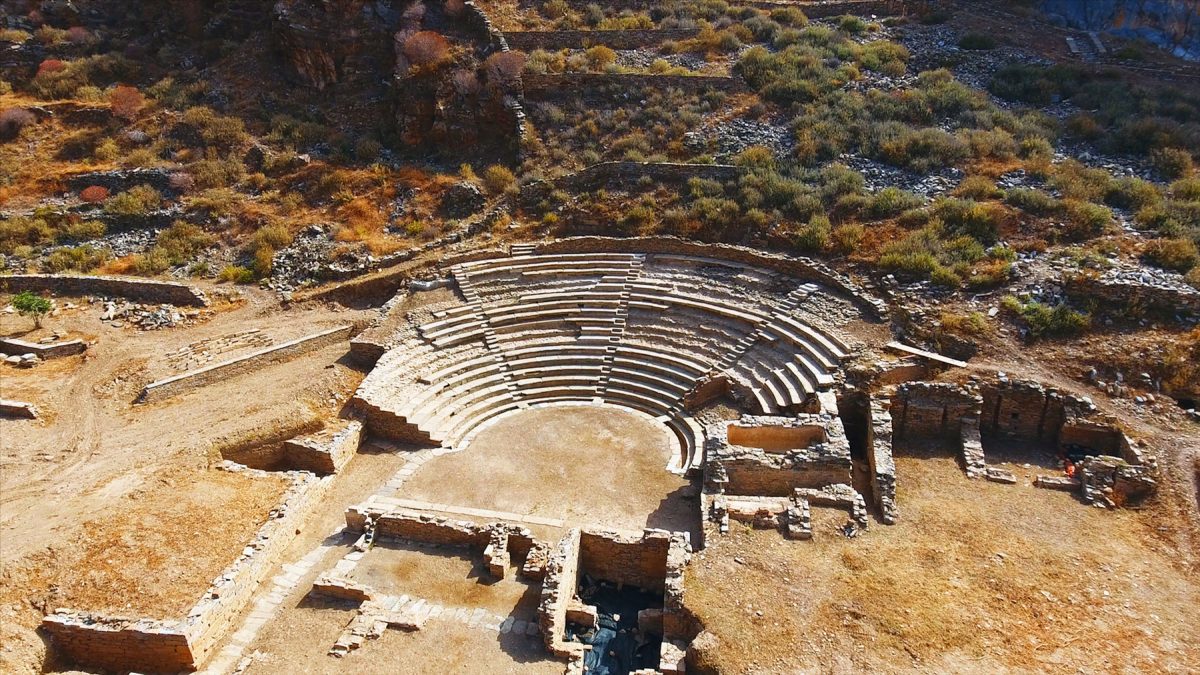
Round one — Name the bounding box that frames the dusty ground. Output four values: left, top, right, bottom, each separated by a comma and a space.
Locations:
403, 404, 699, 535
0, 466, 286, 619
349, 541, 542, 616
685, 454, 1200, 674
0, 286, 371, 674
244, 607, 561, 675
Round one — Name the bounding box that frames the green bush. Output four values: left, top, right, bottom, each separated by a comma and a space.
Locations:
44, 245, 110, 272
1143, 237, 1199, 272
177, 106, 248, 150
0, 216, 54, 253
12, 291, 52, 326
61, 219, 106, 242
868, 122, 968, 172
865, 187, 923, 219
1151, 147, 1194, 180
787, 213, 831, 252
1062, 200, 1112, 240
1004, 188, 1061, 216
104, 185, 162, 218
958, 33, 997, 50
1105, 177, 1161, 211
931, 198, 1003, 244
155, 221, 215, 264
190, 157, 245, 190
1171, 178, 1200, 201
1001, 296, 1090, 339
954, 175, 1001, 201
831, 222, 864, 253
482, 165, 517, 195
218, 265, 256, 283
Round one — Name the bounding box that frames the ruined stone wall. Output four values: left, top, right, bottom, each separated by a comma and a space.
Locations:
523, 73, 746, 97
890, 382, 982, 443
281, 419, 362, 475
140, 325, 353, 402
720, 459, 849, 497
372, 512, 491, 547
1, 273, 208, 306
748, 0, 906, 17
0, 337, 86, 358
867, 396, 897, 524
548, 0, 904, 16
505, 29, 699, 50
578, 529, 671, 592
1065, 273, 1200, 319
533, 236, 887, 318
978, 378, 1095, 446
539, 528, 584, 659
39, 617, 193, 674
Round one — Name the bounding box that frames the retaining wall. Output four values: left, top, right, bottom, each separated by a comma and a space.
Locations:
550, 0, 905, 16
1, 274, 209, 307
578, 529, 672, 592
523, 72, 745, 97
0, 399, 39, 418
890, 382, 982, 443
0, 337, 86, 358
1064, 273, 1200, 320
506, 29, 698, 50
140, 325, 353, 402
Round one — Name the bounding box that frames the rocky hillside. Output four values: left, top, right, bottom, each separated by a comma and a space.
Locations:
1041, 0, 1200, 60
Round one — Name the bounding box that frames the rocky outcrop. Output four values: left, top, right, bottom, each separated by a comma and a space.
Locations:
270, 0, 522, 157
1041, 0, 1200, 61
272, 0, 400, 90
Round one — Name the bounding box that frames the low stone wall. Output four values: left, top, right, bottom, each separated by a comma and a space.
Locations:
523, 72, 746, 98
705, 414, 852, 497
979, 377, 1094, 446
42, 467, 332, 672
0, 337, 87, 358
536, 162, 744, 194
1, 274, 209, 307
533, 236, 888, 319
282, 419, 362, 475
506, 29, 698, 50
890, 382, 982, 443
1065, 272, 1200, 320
578, 529, 672, 592
867, 396, 897, 524
140, 325, 353, 402
39, 616, 193, 674
0, 399, 39, 418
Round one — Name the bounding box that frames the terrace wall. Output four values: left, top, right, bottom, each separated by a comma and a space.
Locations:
1, 274, 208, 307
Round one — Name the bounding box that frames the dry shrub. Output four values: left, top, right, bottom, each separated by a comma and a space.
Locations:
109, 85, 145, 122
334, 198, 387, 241
444, 0, 466, 17
451, 69, 481, 97
36, 59, 67, 77
0, 108, 36, 141
484, 51, 525, 91
403, 31, 452, 72
79, 185, 110, 203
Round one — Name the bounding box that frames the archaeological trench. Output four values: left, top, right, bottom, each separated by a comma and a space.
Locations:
26, 240, 1161, 674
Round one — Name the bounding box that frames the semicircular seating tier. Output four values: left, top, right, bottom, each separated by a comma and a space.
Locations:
352, 251, 852, 474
